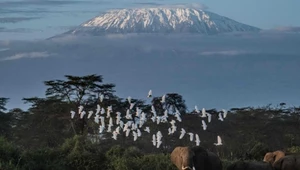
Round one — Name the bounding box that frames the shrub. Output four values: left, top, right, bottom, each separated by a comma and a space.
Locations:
0, 136, 21, 169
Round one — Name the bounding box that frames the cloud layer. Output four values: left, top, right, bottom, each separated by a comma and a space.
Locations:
1, 51, 52, 61
1, 31, 300, 111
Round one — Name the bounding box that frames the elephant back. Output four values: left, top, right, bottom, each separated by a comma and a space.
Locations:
191, 146, 210, 170
207, 152, 222, 170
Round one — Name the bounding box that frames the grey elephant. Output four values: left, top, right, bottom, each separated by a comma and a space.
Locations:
227, 160, 274, 170
273, 154, 300, 170
170, 146, 222, 170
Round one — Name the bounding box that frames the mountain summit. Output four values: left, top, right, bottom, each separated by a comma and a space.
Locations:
65, 7, 260, 35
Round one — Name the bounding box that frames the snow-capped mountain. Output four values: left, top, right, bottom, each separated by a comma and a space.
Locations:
65, 7, 260, 36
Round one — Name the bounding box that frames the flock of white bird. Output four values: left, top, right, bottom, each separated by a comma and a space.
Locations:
70, 90, 225, 148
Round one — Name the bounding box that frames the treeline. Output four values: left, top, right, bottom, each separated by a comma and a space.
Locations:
1, 74, 300, 170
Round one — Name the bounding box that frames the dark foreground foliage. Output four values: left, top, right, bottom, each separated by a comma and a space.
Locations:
0, 136, 176, 170
1, 74, 300, 170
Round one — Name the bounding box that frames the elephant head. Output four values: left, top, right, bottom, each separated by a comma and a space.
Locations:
263, 150, 285, 165
170, 146, 209, 170
273, 154, 300, 170
170, 146, 195, 170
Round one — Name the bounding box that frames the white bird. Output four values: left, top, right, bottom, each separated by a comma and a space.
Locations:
125, 109, 132, 119
80, 111, 86, 119
100, 94, 104, 103
116, 112, 121, 124
156, 131, 162, 138
119, 120, 124, 129
218, 113, 224, 121
156, 140, 162, 148
70, 110, 76, 119
195, 134, 200, 146
164, 109, 168, 118
188, 132, 194, 141
107, 125, 112, 132
144, 127, 150, 133
151, 116, 156, 122
170, 120, 176, 126
112, 131, 118, 140
151, 105, 156, 116
99, 125, 105, 133
132, 131, 138, 141
214, 136, 223, 146
207, 113, 212, 123
125, 129, 131, 137
161, 94, 166, 103
156, 116, 161, 124
168, 128, 172, 135
139, 119, 145, 128
101, 108, 105, 115
222, 109, 228, 119
107, 106, 112, 114
123, 123, 129, 132
136, 107, 141, 117
78, 105, 84, 114
87, 111, 93, 119
109, 117, 114, 126
95, 104, 101, 114
171, 125, 177, 134
201, 108, 207, 117
115, 126, 120, 134
137, 129, 142, 137
130, 103, 135, 110
179, 128, 186, 139
175, 114, 182, 122
100, 116, 105, 126
152, 134, 156, 146
202, 120, 207, 130
94, 114, 100, 124
127, 96, 132, 104
148, 90, 152, 98
195, 106, 200, 113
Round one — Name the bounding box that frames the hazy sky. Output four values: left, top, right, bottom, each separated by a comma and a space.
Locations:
1, 32, 300, 111
0, 0, 299, 40
0, 0, 300, 111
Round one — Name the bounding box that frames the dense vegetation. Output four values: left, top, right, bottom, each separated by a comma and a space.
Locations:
1, 74, 300, 170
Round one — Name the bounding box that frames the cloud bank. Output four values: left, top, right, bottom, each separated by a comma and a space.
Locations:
1, 51, 52, 61
1, 31, 300, 111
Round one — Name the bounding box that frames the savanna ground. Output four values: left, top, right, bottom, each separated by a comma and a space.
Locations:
1, 74, 300, 170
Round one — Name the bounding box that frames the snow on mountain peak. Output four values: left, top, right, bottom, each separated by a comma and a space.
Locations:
68, 7, 260, 35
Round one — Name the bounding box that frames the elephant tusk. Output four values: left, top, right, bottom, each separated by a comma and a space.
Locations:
182, 166, 193, 170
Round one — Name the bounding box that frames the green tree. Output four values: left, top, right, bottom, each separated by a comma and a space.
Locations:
152, 93, 187, 115
0, 97, 9, 112
44, 74, 115, 106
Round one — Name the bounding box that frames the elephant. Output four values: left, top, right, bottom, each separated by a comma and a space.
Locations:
273, 154, 300, 170
207, 151, 222, 170
227, 160, 274, 170
170, 146, 222, 170
263, 150, 286, 165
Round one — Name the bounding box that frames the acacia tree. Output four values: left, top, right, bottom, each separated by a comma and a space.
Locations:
42, 74, 117, 136
0, 97, 9, 112
151, 93, 187, 115
43, 74, 116, 106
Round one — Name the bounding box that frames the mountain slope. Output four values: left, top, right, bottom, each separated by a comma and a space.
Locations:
64, 7, 260, 36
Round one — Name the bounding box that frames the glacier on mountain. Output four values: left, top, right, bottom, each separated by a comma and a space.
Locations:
65, 7, 260, 35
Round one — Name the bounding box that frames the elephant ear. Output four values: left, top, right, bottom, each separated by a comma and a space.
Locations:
171, 147, 184, 170
273, 157, 284, 170
191, 146, 210, 170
